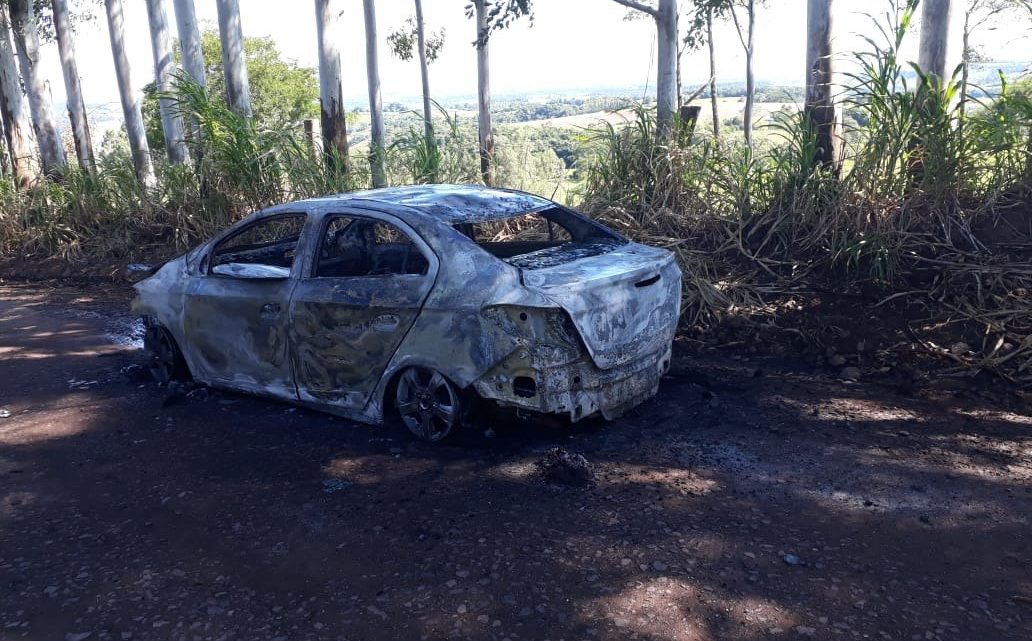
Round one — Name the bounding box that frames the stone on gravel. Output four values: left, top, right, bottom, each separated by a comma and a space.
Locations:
535, 447, 595, 487
828, 355, 848, 367
784, 554, 801, 565
840, 367, 862, 380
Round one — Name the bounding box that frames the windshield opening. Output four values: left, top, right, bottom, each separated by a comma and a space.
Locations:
454, 206, 625, 270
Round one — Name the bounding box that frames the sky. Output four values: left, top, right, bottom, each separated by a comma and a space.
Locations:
27, 0, 1032, 115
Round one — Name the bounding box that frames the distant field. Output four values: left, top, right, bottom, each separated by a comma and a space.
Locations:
509, 97, 801, 131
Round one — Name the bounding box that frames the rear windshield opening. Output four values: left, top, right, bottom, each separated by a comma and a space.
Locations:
454, 206, 624, 270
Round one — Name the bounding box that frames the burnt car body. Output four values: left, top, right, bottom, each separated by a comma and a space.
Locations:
132, 185, 681, 441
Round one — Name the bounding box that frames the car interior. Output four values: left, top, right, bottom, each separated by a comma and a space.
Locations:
456, 206, 624, 270
317, 216, 429, 277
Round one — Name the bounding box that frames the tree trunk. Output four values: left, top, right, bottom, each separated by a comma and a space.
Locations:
474, 0, 494, 186
918, 0, 952, 81
804, 0, 841, 171
742, 0, 756, 149
146, 0, 188, 164
216, 0, 252, 118
9, 0, 66, 178
0, 108, 8, 176
655, 0, 678, 138
314, 0, 349, 173
0, 4, 37, 185
363, 0, 386, 188
172, 0, 205, 165
414, 0, 436, 176
707, 8, 719, 140
104, 0, 154, 186
173, 0, 205, 89
51, 0, 94, 173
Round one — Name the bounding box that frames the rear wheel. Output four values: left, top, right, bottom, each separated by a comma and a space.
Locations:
144, 325, 189, 385
395, 367, 462, 442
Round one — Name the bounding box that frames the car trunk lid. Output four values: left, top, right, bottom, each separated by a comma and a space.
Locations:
521, 244, 681, 370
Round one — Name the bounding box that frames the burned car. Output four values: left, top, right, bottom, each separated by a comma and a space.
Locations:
132, 185, 681, 441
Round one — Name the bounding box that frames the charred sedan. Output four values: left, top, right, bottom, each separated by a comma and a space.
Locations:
132, 185, 681, 441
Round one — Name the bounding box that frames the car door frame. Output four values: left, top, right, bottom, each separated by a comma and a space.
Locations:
287, 204, 441, 412
182, 204, 320, 399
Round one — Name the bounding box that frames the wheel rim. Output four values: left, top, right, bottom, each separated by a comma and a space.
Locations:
395, 367, 459, 442
145, 327, 177, 385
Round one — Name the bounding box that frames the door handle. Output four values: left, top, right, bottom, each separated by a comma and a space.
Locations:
261, 303, 281, 315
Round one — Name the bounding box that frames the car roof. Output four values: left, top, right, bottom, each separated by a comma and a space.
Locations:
301, 184, 554, 224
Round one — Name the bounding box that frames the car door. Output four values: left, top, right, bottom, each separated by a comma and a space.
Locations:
183, 211, 310, 399
289, 209, 439, 409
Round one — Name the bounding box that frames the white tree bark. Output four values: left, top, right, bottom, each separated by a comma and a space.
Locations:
474, 0, 493, 186
9, 0, 66, 177
414, 0, 434, 150
314, 0, 349, 172
173, 0, 205, 88
51, 0, 94, 173
655, 0, 678, 137
216, 0, 252, 118
104, 0, 154, 186
805, 0, 841, 170
363, 0, 386, 188
918, 0, 952, 80
707, 8, 719, 140
0, 4, 37, 185
742, 0, 756, 148
611, 0, 678, 138
146, 0, 188, 164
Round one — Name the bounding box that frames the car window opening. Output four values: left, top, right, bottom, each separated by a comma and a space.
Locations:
317, 215, 429, 278
210, 213, 307, 276
454, 206, 625, 270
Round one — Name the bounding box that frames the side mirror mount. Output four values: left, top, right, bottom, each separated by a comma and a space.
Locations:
125, 263, 160, 283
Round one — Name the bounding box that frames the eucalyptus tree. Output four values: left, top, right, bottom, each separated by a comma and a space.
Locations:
918, 0, 952, 80
471, 0, 493, 185
612, 1, 679, 138
683, 0, 735, 140
314, 0, 348, 173
805, 0, 840, 170
958, 1, 1031, 118
728, 0, 758, 149
0, 2, 36, 184
145, 0, 187, 163
172, 0, 204, 160
104, 0, 154, 186
51, 0, 94, 172
216, 0, 252, 118
9, 0, 66, 177
362, 0, 386, 187
173, 0, 205, 88
387, 0, 446, 165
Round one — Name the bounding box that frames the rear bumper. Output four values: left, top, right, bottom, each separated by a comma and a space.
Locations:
472, 345, 672, 422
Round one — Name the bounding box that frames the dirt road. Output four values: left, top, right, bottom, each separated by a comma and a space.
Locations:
1, 284, 1030, 641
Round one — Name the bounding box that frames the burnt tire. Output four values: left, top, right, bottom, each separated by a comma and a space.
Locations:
394, 367, 462, 443
143, 325, 189, 385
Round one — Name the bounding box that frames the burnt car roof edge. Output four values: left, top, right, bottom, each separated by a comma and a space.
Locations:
268, 184, 554, 224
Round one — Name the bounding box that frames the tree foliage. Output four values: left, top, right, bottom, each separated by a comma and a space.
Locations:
386, 17, 445, 62
140, 29, 317, 153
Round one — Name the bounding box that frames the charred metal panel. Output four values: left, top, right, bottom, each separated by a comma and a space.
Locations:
291, 273, 433, 408
330, 184, 552, 223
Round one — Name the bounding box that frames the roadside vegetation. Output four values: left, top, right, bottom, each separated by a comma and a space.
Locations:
0, 0, 1030, 389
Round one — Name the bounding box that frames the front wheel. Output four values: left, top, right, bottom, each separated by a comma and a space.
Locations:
144, 325, 189, 385
394, 367, 462, 442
